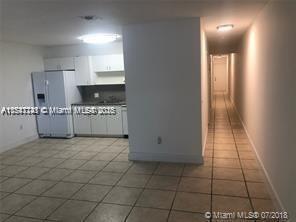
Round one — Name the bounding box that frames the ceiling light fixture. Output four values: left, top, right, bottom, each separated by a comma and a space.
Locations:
217, 24, 234, 32
78, 33, 121, 44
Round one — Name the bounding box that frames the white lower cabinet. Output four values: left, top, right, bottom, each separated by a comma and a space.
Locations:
91, 108, 107, 135
122, 107, 128, 135
73, 105, 123, 136
106, 106, 123, 135
73, 112, 92, 135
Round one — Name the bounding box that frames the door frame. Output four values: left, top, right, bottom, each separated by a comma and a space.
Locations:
211, 54, 229, 95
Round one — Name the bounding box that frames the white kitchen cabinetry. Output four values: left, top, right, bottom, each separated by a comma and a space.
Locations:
74, 56, 95, 85
73, 111, 92, 135
91, 108, 107, 135
122, 107, 128, 135
73, 105, 124, 136
92, 54, 124, 72
44, 57, 75, 71
106, 106, 123, 135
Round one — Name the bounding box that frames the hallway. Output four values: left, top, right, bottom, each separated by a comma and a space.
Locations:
205, 95, 277, 220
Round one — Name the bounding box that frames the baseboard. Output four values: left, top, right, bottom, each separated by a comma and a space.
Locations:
0, 134, 39, 154
129, 151, 203, 164
230, 99, 286, 214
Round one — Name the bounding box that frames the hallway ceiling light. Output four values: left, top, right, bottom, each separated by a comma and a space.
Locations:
78, 33, 120, 44
217, 24, 234, 32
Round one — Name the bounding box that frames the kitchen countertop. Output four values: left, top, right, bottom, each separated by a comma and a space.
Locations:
72, 101, 126, 106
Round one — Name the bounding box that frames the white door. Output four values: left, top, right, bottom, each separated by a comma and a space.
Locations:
213, 56, 228, 93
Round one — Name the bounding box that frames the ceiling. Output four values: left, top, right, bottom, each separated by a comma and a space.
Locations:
1, 0, 269, 51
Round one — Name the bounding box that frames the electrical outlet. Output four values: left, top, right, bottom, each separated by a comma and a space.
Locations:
94, 92, 99, 98
157, 136, 162, 144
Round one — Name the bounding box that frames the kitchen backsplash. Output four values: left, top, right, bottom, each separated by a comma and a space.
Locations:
79, 85, 126, 102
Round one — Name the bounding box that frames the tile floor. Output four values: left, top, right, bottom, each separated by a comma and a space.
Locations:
0, 95, 278, 222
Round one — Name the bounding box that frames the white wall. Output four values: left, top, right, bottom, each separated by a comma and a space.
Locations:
230, 2, 296, 220
0, 41, 44, 152
201, 29, 209, 155
44, 42, 123, 58
123, 18, 203, 163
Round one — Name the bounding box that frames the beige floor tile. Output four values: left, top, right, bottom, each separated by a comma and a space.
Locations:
252, 198, 276, 212
15, 180, 56, 195
212, 195, 252, 212
241, 159, 260, 170
238, 151, 256, 160
213, 179, 248, 197
146, 175, 180, 191
117, 174, 150, 188
214, 158, 241, 169
213, 168, 244, 181
89, 172, 122, 186
0, 165, 28, 177
56, 159, 87, 170
126, 207, 169, 222
79, 160, 109, 171
85, 203, 131, 222
113, 153, 129, 162
102, 162, 132, 173
0, 177, 32, 192
15, 167, 50, 179
35, 158, 66, 168
136, 189, 175, 209
183, 165, 212, 179
71, 151, 98, 160
243, 169, 265, 182
72, 184, 111, 202
214, 150, 239, 159
214, 143, 236, 150
62, 170, 97, 183
38, 168, 72, 181
4, 216, 42, 222
103, 186, 142, 205
127, 162, 158, 175
0, 193, 35, 214
178, 177, 211, 194
43, 181, 83, 198
247, 182, 271, 199
16, 196, 64, 219
48, 200, 96, 222
173, 192, 211, 213
168, 211, 205, 222
154, 163, 184, 176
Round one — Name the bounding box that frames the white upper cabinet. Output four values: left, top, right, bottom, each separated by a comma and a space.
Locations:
92, 54, 124, 72
74, 56, 95, 86
44, 57, 75, 71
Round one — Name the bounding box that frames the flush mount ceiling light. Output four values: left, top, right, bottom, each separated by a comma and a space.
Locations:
78, 33, 121, 44
217, 24, 234, 32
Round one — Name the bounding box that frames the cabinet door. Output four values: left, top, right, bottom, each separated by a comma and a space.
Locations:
44, 58, 60, 71
106, 106, 123, 135
60, 57, 75, 70
74, 56, 91, 85
92, 55, 108, 72
91, 107, 107, 135
73, 108, 92, 135
122, 108, 128, 135
106, 54, 124, 71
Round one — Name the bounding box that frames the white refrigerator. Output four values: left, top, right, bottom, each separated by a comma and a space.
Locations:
32, 71, 81, 138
